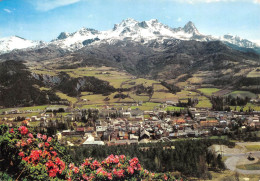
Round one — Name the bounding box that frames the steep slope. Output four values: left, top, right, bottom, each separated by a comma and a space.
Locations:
0, 60, 60, 107
53, 39, 260, 82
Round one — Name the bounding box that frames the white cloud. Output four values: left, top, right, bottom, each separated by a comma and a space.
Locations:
177, 17, 182, 22
3, 8, 12, 13
254, 0, 260, 4
28, 0, 82, 11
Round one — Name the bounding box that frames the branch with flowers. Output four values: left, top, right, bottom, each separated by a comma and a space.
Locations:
0, 124, 184, 181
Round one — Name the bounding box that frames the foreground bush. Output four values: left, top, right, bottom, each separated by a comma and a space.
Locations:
0, 124, 183, 180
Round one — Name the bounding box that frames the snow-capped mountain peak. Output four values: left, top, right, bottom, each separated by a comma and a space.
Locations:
183, 21, 200, 35
220, 34, 258, 48
57, 32, 70, 40
106, 18, 199, 42
1, 18, 259, 54
0, 36, 41, 54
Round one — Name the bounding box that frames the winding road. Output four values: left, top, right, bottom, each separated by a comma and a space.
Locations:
224, 151, 260, 175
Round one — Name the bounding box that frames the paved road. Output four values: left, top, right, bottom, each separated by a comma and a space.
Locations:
224, 151, 260, 175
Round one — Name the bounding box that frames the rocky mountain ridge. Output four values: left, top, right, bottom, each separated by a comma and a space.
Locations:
0, 18, 259, 54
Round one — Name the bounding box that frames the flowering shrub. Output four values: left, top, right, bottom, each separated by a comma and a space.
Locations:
0, 124, 183, 180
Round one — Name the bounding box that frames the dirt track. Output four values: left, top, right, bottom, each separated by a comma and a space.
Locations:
224, 152, 260, 175
211, 142, 260, 175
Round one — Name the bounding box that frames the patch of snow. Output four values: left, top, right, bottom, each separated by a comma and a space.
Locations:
0, 36, 41, 54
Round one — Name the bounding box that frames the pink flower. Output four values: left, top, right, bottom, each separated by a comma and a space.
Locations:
21, 141, 27, 147
73, 167, 79, 174
18, 126, 28, 135
127, 166, 134, 175
38, 142, 44, 148
164, 174, 168, 180
27, 138, 33, 145
42, 135, 47, 140
47, 137, 52, 142
51, 151, 57, 157
18, 152, 25, 157
44, 142, 50, 147
91, 160, 100, 169
46, 160, 54, 168
119, 155, 125, 161
107, 173, 113, 180
48, 169, 57, 177
69, 163, 75, 169
113, 156, 119, 164
114, 169, 124, 178
28, 133, 34, 138
37, 133, 42, 139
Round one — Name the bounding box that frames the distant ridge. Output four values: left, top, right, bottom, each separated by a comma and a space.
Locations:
0, 18, 259, 54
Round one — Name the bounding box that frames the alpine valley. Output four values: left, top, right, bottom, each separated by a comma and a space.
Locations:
0, 18, 260, 108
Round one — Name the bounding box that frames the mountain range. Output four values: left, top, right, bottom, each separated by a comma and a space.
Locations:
0, 18, 260, 108
0, 18, 259, 54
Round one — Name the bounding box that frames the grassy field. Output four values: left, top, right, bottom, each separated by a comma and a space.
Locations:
151, 92, 178, 102
122, 78, 159, 89
61, 67, 133, 88
187, 77, 203, 84
227, 91, 258, 99
56, 92, 77, 104
131, 102, 160, 111
153, 84, 168, 91
237, 160, 260, 170
80, 94, 108, 104
129, 92, 150, 102
198, 88, 221, 96
129, 78, 158, 87
247, 67, 260, 77
244, 145, 260, 151
195, 96, 212, 108
39, 87, 51, 91
164, 106, 185, 111
151, 90, 199, 103
0, 105, 49, 114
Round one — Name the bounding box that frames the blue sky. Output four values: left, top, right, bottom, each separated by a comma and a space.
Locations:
0, 0, 260, 43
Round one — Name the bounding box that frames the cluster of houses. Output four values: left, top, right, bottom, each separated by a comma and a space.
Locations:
1, 105, 260, 146
57, 107, 260, 146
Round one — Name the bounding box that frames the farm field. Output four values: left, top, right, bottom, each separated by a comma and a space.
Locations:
80, 94, 109, 104
164, 106, 185, 111
247, 67, 260, 77
56, 92, 77, 104
151, 90, 199, 103
195, 96, 212, 108
237, 161, 260, 170
198, 88, 221, 96
130, 102, 160, 111
0, 105, 49, 114
244, 145, 260, 151
129, 92, 150, 102
227, 91, 258, 99
153, 84, 168, 91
